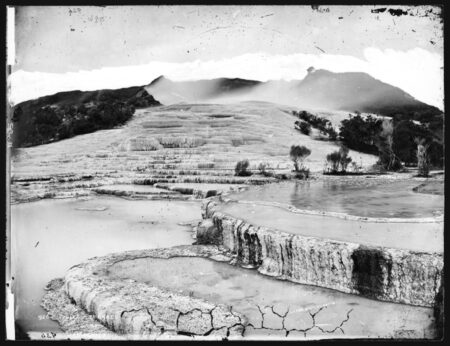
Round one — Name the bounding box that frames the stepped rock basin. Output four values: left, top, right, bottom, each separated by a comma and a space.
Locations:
11, 101, 443, 339
33, 175, 443, 339
43, 245, 437, 340
107, 255, 437, 339
199, 177, 443, 309
217, 178, 444, 253
95, 183, 246, 198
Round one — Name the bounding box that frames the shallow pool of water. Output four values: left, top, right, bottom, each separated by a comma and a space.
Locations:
97, 184, 172, 193
11, 196, 200, 336
108, 256, 436, 339
228, 179, 444, 218
220, 202, 443, 252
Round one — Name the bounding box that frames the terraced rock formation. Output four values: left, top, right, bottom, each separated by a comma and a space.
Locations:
42, 244, 439, 339
11, 102, 378, 203
200, 197, 443, 308
42, 246, 246, 340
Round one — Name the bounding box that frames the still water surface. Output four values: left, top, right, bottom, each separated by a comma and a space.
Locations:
11, 196, 200, 334
228, 180, 444, 218
109, 256, 436, 339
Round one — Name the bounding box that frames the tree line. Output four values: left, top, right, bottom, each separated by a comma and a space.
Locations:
293, 110, 443, 171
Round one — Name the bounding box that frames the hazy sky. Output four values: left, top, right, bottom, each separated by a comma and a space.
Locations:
9, 5, 444, 108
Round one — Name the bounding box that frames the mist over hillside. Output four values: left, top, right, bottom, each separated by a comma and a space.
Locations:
10, 67, 443, 150
146, 76, 262, 104
146, 68, 443, 120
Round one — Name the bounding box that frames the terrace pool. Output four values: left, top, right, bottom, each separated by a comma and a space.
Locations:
107, 256, 436, 339
227, 179, 443, 219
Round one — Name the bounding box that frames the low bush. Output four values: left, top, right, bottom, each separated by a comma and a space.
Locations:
324, 146, 353, 174
235, 159, 252, 177
294, 167, 310, 180
258, 162, 269, 175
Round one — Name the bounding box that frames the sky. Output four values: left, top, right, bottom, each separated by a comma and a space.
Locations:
8, 5, 444, 109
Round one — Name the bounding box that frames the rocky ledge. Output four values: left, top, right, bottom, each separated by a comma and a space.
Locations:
200, 198, 443, 308
42, 245, 247, 340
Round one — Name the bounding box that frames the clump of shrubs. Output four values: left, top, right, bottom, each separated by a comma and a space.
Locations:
235, 159, 252, 177
295, 121, 311, 135
323, 123, 338, 140
324, 146, 353, 174
293, 110, 337, 140
257, 162, 272, 177
289, 145, 311, 179
339, 113, 382, 155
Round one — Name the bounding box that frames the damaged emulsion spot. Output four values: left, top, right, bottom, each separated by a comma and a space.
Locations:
387, 9, 409, 17
371, 6, 443, 22
371, 8, 387, 14
351, 246, 393, 299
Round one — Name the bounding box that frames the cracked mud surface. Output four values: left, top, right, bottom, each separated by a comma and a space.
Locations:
41, 245, 438, 340
42, 245, 248, 340
107, 255, 437, 339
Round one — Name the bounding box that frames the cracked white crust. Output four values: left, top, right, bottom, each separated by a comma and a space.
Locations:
43, 245, 247, 340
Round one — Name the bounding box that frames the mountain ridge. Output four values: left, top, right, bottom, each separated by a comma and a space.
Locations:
146, 69, 443, 119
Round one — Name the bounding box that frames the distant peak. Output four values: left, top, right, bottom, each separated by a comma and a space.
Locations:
149, 75, 168, 86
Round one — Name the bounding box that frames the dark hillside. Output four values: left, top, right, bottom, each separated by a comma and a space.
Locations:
12, 86, 160, 147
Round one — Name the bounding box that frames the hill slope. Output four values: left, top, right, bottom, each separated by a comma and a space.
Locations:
11, 101, 378, 202
146, 76, 261, 104
294, 68, 443, 120
145, 70, 443, 124
11, 86, 161, 147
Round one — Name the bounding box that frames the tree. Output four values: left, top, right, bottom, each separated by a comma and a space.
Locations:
325, 123, 338, 140
415, 138, 430, 177
338, 146, 352, 172
32, 106, 62, 144
393, 119, 442, 168
376, 118, 402, 171
339, 114, 382, 154
326, 151, 341, 173
289, 145, 311, 171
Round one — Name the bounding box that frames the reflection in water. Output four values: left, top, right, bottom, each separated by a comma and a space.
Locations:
231, 180, 443, 218
108, 257, 436, 338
